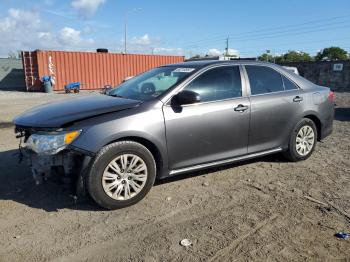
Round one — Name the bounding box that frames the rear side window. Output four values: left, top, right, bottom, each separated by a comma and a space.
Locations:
282, 75, 298, 90
185, 66, 242, 102
245, 66, 284, 95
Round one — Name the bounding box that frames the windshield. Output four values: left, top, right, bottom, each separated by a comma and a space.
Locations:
108, 66, 197, 101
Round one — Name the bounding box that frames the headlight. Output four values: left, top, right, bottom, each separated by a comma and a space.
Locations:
25, 130, 81, 155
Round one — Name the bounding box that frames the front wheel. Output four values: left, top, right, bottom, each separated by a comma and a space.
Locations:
86, 141, 156, 210
283, 118, 317, 162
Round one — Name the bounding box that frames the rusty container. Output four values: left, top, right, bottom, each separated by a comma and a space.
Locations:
22, 50, 184, 91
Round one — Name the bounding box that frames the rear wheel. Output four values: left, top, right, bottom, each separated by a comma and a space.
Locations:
87, 141, 156, 210
283, 118, 317, 162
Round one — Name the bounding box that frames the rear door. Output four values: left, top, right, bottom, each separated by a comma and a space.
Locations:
244, 65, 304, 153
163, 65, 250, 170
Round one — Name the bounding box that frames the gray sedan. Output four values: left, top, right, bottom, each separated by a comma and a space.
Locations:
14, 60, 334, 209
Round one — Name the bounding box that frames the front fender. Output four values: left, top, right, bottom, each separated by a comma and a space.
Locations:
70, 105, 169, 175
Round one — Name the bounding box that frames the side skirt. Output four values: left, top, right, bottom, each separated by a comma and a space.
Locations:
169, 148, 283, 176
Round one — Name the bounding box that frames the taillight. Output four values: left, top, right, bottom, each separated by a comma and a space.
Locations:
328, 91, 334, 102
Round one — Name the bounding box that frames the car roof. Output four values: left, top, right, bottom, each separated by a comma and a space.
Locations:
166, 60, 276, 68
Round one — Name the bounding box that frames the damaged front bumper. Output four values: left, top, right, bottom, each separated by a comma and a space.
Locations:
23, 148, 92, 185
15, 126, 94, 187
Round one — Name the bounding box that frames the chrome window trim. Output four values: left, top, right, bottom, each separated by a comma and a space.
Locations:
248, 89, 303, 98
163, 95, 249, 108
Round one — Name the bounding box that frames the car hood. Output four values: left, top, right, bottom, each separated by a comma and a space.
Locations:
13, 94, 141, 128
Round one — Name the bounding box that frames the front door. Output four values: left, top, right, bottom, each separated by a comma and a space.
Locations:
163, 65, 250, 170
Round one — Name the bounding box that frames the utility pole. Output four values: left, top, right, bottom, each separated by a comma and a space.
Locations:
266, 49, 270, 62
124, 12, 127, 54
124, 8, 142, 54
225, 37, 229, 57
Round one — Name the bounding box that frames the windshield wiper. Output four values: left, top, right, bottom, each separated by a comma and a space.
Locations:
109, 93, 124, 98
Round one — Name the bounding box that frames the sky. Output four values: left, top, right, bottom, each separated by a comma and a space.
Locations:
0, 0, 350, 58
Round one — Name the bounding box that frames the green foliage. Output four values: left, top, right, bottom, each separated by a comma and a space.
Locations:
258, 53, 274, 62
190, 54, 201, 59
258, 50, 314, 63
315, 47, 348, 61
282, 51, 312, 62
259, 47, 349, 63
258, 50, 312, 63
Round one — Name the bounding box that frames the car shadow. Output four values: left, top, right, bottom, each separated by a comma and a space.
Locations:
335, 107, 350, 121
0, 148, 101, 212
0, 148, 286, 212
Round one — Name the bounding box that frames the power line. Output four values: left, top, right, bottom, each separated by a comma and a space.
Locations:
185, 20, 350, 49
180, 14, 350, 47
185, 23, 350, 51
237, 36, 350, 49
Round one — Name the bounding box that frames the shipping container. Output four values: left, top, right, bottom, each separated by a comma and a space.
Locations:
22, 50, 184, 91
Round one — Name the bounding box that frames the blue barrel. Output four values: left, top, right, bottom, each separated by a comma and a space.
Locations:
44, 81, 53, 93
42, 76, 53, 93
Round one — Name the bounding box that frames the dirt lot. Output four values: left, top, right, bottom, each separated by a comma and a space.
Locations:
0, 91, 349, 261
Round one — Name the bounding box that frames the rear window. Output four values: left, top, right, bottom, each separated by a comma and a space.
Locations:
245, 66, 284, 95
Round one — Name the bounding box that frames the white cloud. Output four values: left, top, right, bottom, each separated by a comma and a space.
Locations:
131, 34, 152, 45
207, 48, 222, 56
153, 47, 184, 56
130, 34, 162, 48
0, 8, 183, 57
227, 48, 239, 57
58, 27, 94, 46
0, 8, 95, 56
207, 48, 239, 57
71, 0, 105, 18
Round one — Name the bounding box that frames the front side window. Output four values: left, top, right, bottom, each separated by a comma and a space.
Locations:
245, 66, 284, 95
109, 66, 197, 101
185, 66, 242, 102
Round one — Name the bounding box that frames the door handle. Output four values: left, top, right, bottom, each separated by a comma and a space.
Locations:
293, 96, 303, 102
234, 104, 249, 112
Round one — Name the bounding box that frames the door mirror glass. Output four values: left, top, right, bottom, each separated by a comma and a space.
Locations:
172, 90, 200, 105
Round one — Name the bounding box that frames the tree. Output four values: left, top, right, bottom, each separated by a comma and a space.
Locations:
315, 47, 348, 61
258, 53, 274, 62
8, 51, 17, 59
274, 55, 285, 64
189, 54, 201, 59
281, 51, 312, 62
258, 50, 312, 63
7, 51, 21, 59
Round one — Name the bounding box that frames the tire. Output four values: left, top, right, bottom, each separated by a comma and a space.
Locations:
283, 118, 317, 162
86, 141, 156, 210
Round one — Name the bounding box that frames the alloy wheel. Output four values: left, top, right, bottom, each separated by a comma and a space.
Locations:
102, 154, 148, 200
295, 125, 315, 156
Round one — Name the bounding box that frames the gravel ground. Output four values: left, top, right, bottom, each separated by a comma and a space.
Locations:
0, 90, 98, 126
0, 91, 349, 261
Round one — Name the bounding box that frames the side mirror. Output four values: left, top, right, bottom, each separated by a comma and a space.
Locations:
172, 90, 200, 106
